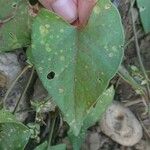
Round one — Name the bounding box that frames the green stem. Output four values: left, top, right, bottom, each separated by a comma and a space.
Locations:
118, 65, 146, 97
130, 0, 150, 99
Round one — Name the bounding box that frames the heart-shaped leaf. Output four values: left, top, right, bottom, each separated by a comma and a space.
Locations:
0, 0, 33, 52
136, 0, 150, 33
30, 0, 124, 135
0, 110, 31, 150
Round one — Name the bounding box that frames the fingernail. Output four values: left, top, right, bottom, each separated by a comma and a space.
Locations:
51, 0, 78, 23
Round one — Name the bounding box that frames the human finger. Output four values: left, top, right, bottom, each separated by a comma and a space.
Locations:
51, 0, 78, 23
78, 0, 96, 27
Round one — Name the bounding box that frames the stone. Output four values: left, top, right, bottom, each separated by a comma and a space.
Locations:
100, 102, 143, 146
0, 52, 29, 122
89, 132, 100, 150
0, 53, 21, 88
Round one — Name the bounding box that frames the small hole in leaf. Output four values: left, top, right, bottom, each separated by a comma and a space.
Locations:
12, 3, 17, 8
142, 6, 145, 9
98, 78, 102, 83
47, 71, 55, 80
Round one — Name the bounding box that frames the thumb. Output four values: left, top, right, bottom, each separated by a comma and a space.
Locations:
51, 0, 78, 23
39, 0, 78, 23
78, 0, 96, 27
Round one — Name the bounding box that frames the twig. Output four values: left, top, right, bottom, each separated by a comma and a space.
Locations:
3, 65, 32, 105
0, 16, 15, 24
137, 114, 150, 139
130, 0, 150, 100
124, 29, 142, 49
123, 98, 143, 107
13, 67, 34, 114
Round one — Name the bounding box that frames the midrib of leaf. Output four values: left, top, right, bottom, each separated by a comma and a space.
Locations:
72, 27, 100, 132
74, 29, 79, 130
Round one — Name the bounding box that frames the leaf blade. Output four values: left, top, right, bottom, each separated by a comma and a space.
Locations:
30, 0, 124, 135
0, 110, 31, 150
136, 0, 150, 33
0, 0, 33, 52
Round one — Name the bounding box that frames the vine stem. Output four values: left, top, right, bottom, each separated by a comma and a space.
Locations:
13, 67, 34, 114
130, 0, 150, 100
0, 15, 15, 24
118, 65, 146, 97
3, 65, 32, 105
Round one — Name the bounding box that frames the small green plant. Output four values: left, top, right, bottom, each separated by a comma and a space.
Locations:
0, 0, 149, 149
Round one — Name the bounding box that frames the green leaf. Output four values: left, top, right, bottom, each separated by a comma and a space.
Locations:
136, 0, 150, 33
0, 110, 16, 123
83, 86, 114, 129
50, 144, 66, 150
34, 142, 47, 150
0, 0, 33, 52
30, 0, 124, 135
0, 110, 31, 150
34, 142, 66, 150
68, 86, 114, 150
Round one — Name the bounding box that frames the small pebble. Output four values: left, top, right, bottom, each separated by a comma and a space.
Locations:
100, 102, 143, 146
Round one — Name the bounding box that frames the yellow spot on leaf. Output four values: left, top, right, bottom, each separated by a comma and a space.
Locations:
45, 44, 52, 52
39, 26, 48, 35
47, 48, 52, 52
112, 46, 117, 52
60, 56, 65, 61
108, 53, 113, 58
85, 65, 88, 69
60, 29, 64, 33
93, 6, 101, 14
50, 35, 53, 39
45, 24, 50, 28
38, 67, 43, 73
32, 44, 35, 49
40, 40, 45, 45
60, 49, 63, 53
56, 35, 60, 38
105, 3, 111, 9
59, 88, 64, 93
